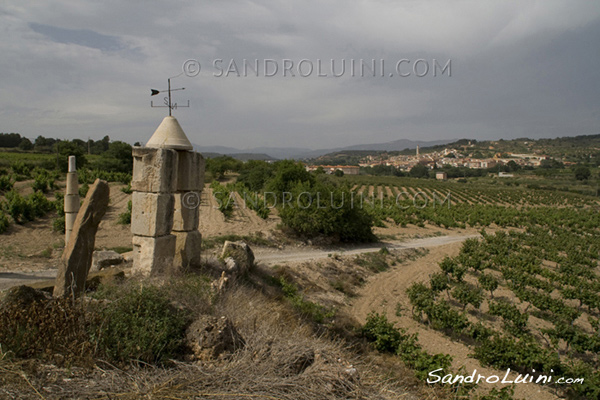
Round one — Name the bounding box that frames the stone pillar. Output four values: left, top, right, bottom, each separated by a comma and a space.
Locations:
131, 147, 178, 275
172, 150, 205, 270
64, 155, 80, 245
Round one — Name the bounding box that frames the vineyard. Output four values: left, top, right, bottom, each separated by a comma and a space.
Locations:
388, 206, 600, 397
336, 175, 600, 231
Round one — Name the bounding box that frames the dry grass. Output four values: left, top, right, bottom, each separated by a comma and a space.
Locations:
0, 281, 422, 400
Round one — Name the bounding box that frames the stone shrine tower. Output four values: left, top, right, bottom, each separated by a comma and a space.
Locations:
131, 116, 205, 275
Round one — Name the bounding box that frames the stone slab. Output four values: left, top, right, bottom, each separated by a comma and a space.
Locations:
132, 234, 176, 275
131, 147, 178, 193
173, 230, 202, 271
131, 192, 174, 237
176, 151, 205, 191
172, 192, 200, 232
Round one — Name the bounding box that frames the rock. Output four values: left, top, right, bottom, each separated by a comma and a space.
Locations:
1, 285, 50, 308
186, 315, 245, 361
176, 150, 205, 192
131, 192, 175, 237
132, 234, 176, 276
220, 241, 255, 276
173, 230, 202, 271
211, 271, 229, 294
223, 257, 237, 272
54, 179, 110, 298
131, 147, 178, 194
172, 192, 200, 232
90, 250, 125, 272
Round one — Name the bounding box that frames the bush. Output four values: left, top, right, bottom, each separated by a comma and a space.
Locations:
277, 277, 334, 324
31, 169, 56, 193
10, 161, 31, 177
91, 285, 191, 364
117, 200, 132, 225
0, 210, 9, 233
0, 174, 14, 192
210, 181, 234, 219
53, 215, 65, 233
278, 181, 375, 243
361, 312, 453, 381
4, 190, 54, 224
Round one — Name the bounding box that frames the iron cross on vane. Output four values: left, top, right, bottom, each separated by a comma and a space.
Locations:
150, 76, 190, 116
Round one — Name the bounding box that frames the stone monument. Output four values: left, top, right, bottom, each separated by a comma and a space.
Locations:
131, 116, 205, 275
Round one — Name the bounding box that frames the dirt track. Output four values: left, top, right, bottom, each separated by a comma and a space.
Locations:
0, 234, 478, 291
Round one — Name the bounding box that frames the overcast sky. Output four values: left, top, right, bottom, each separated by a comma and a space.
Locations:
1, 1, 599, 150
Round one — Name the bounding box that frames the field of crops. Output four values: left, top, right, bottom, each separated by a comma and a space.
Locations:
336, 175, 600, 398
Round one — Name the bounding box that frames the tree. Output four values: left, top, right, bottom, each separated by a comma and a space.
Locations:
334, 169, 344, 177
265, 160, 314, 195
574, 166, 591, 181
237, 160, 275, 191
0, 133, 22, 148
409, 164, 430, 179
56, 141, 87, 172
206, 156, 242, 180
277, 180, 375, 243
18, 138, 33, 151
506, 160, 521, 172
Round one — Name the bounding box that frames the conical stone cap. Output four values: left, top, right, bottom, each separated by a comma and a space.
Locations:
146, 116, 193, 150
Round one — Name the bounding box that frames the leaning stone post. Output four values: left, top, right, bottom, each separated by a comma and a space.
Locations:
64, 155, 80, 244
54, 179, 109, 298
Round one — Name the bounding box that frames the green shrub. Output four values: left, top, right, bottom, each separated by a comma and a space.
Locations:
53, 215, 65, 233
0, 174, 14, 192
117, 200, 132, 225
10, 161, 31, 177
0, 210, 9, 233
278, 181, 375, 243
354, 251, 389, 272
4, 190, 56, 224
79, 182, 89, 198
277, 277, 334, 324
91, 285, 191, 364
121, 183, 132, 194
361, 312, 454, 381
210, 181, 234, 219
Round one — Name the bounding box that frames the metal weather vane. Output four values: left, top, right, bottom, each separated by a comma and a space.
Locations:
151, 74, 189, 116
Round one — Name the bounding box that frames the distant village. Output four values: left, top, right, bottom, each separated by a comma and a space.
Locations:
306, 142, 560, 178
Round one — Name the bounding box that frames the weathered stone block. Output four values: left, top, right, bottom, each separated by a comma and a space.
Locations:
172, 192, 200, 231
173, 230, 202, 270
132, 234, 176, 275
131, 192, 174, 237
90, 250, 125, 272
66, 172, 79, 195
65, 212, 78, 228
54, 179, 110, 298
64, 194, 80, 214
131, 147, 178, 193
220, 241, 255, 276
176, 151, 205, 191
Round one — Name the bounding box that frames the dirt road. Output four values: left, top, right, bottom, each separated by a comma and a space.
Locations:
0, 234, 478, 291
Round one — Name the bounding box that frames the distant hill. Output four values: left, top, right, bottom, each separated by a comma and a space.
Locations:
194, 138, 454, 160
201, 152, 276, 161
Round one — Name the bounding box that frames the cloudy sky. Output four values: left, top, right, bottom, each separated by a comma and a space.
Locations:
1, 1, 599, 150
